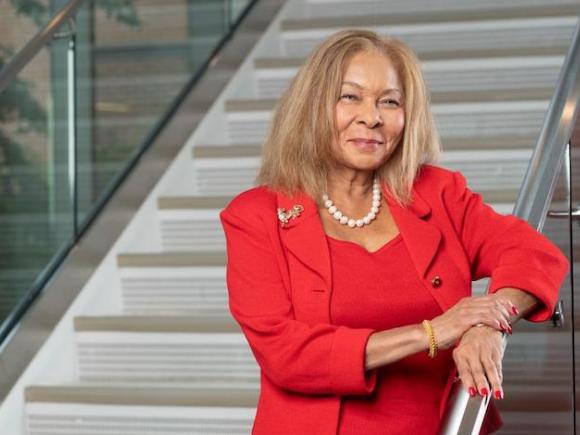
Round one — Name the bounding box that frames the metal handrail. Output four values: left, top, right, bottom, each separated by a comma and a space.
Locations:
440, 16, 580, 435
0, 0, 85, 92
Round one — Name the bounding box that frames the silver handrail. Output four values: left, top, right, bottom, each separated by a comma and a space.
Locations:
0, 0, 85, 92
439, 15, 580, 435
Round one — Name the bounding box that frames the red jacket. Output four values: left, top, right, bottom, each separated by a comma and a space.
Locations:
219, 164, 570, 435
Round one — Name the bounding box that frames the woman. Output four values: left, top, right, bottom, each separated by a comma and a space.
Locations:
219, 29, 569, 434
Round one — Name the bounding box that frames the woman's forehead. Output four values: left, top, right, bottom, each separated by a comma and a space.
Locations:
342, 52, 402, 91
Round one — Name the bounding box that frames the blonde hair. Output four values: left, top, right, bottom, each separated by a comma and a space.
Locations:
255, 29, 441, 207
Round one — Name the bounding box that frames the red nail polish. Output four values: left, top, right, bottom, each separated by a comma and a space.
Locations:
507, 326, 513, 335
494, 390, 503, 400
512, 306, 519, 315
468, 387, 477, 397
480, 387, 489, 396
498, 321, 505, 331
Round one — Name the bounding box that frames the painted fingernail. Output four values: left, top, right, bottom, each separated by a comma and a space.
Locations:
507, 326, 513, 335
480, 387, 489, 396
498, 321, 505, 331
512, 306, 519, 315
468, 387, 477, 397
494, 390, 504, 400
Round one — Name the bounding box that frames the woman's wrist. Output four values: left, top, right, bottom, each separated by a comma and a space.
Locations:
492, 287, 539, 325
365, 324, 434, 370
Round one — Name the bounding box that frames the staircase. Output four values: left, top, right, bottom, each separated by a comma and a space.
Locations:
0, 0, 578, 433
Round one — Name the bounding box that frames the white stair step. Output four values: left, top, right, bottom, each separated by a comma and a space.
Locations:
74, 316, 256, 388
116, 257, 228, 315
255, 55, 564, 99
225, 100, 550, 145
281, 16, 577, 58
157, 197, 227, 253
304, 0, 579, 19
25, 386, 257, 435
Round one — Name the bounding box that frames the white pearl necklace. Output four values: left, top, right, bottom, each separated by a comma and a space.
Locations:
322, 177, 381, 228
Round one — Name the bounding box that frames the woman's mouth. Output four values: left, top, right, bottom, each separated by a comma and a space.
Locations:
349, 139, 382, 151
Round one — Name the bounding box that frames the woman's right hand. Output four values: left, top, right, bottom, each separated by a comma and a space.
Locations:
430, 294, 514, 350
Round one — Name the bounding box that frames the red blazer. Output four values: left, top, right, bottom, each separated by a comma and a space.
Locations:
219, 164, 569, 435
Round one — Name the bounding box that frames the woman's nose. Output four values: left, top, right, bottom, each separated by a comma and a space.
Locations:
357, 101, 383, 127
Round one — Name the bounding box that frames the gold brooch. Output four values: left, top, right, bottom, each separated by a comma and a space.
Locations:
277, 205, 304, 228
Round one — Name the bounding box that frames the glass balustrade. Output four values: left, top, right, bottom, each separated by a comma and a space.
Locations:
0, 0, 254, 342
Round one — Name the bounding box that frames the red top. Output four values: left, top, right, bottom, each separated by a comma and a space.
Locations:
327, 232, 456, 435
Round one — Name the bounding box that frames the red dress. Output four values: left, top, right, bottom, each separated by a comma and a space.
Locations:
326, 232, 456, 435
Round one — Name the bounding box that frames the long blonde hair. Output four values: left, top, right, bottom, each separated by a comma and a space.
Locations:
255, 29, 441, 207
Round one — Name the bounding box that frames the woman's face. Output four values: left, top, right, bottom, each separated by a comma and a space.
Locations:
330, 50, 405, 172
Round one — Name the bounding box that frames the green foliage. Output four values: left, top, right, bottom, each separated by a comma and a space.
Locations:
8, 0, 141, 28
95, 0, 141, 27
8, 0, 48, 27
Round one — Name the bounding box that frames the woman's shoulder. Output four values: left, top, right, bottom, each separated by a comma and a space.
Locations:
221, 185, 277, 218
416, 164, 466, 193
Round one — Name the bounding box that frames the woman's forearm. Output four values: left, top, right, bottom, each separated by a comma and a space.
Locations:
365, 324, 428, 371
364, 288, 539, 372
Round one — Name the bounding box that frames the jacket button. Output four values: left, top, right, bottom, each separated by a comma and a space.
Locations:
431, 276, 442, 288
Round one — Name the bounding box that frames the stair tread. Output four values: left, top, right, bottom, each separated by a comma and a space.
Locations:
74, 315, 240, 333
117, 252, 226, 267
255, 46, 569, 68
158, 195, 232, 209
25, 385, 258, 407
280, 5, 580, 31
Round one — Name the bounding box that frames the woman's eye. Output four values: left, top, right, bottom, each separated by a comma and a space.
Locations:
381, 99, 400, 106
340, 94, 358, 101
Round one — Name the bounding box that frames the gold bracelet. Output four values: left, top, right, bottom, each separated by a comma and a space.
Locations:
422, 319, 438, 359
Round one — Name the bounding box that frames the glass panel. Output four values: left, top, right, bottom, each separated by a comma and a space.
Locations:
84, 0, 250, 224
494, 159, 574, 433
0, 0, 255, 335
0, 36, 73, 322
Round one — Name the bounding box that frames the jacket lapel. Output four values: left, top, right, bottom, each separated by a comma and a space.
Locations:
386, 183, 442, 279
276, 189, 333, 291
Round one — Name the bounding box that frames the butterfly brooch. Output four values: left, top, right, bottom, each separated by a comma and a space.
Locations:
277, 204, 304, 228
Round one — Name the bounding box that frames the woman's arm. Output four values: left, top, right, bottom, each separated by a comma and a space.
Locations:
365, 324, 427, 371
445, 170, 569, 322
365, 293, 515, 370
493, 287, 540, 324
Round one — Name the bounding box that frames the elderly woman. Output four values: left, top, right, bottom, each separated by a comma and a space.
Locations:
219, 29, 569, 434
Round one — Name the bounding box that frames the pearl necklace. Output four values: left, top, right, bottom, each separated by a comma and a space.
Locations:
322, 176, 381, 228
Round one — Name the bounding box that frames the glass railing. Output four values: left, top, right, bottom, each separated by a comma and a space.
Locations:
440, 14, 580, 435
0, 0, 255, 345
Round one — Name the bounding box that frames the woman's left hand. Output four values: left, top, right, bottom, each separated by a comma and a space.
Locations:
452, 324, 506, 400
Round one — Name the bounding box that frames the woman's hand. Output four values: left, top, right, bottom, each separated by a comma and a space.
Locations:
430, 294, 515, 350
453, 324, 506, 399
